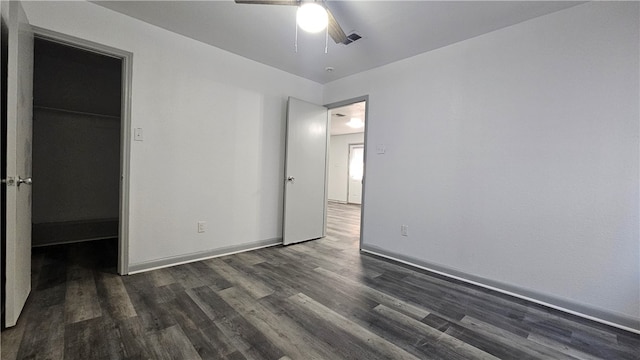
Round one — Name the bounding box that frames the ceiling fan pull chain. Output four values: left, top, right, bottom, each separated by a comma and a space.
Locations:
325, 26, 328, 54
295, 20, 298, 53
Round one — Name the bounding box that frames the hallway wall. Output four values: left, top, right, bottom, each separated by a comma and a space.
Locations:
328, 132, 364, 203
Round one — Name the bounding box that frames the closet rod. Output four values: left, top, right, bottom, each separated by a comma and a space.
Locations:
34, 105, 121, 119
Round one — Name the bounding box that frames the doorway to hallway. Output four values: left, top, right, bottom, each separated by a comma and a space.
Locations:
326, 98, 367, 247
327, 100, 366, 205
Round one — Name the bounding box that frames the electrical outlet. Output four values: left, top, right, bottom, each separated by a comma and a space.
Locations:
401, 224, 408, 237
197, 221, 207, 233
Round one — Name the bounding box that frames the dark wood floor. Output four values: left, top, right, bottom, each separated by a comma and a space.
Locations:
2, 202, 639, 359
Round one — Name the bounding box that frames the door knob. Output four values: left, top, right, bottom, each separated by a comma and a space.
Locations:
287, 176, 295, 183
17, 176, 32, 187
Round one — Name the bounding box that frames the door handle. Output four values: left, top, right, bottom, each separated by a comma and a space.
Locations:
287, 176, 295, 183
17, 176, 32, 187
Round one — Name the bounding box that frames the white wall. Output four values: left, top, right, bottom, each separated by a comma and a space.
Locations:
23, 1, 323, 268
328, 132, 364, 202
324, 2, 639, 330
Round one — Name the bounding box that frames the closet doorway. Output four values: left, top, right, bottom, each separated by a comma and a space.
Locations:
32, 37, 122, 269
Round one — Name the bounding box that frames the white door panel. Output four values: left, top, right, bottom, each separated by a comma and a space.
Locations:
348, 144, 363, 205
3, 0, 33, 327
283, 98, 328, 245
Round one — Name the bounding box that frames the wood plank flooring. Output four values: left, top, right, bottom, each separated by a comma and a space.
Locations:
2, 202, 639, 359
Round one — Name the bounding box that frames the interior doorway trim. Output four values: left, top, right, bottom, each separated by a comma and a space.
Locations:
32, 26, 132, 275
324, 95, 369, 251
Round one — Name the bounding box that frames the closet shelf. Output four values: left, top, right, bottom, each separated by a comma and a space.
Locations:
34, 105, 120, 119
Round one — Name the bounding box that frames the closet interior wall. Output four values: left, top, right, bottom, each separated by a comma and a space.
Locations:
32, 38, 122, 246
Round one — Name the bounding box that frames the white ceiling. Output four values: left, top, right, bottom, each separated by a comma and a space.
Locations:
330, 100, 365, 136
93, 1, 583, 84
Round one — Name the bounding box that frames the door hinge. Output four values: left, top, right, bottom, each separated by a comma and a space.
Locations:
1, 177, 16, 186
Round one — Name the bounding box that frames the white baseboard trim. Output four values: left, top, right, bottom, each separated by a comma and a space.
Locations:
128, 238, 281, 274
361, 245, 640, 334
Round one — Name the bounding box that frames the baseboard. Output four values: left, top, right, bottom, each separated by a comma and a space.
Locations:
32, 219, 118, 247
128, 238, 282, 274
361, 244, 640, 334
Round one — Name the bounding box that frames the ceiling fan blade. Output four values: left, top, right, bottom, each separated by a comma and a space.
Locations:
325, 6, 348, 44
234, 0, 299, 5
236, 0, 349, 44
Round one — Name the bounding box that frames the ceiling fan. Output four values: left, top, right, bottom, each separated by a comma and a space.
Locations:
234, 0, 349, 45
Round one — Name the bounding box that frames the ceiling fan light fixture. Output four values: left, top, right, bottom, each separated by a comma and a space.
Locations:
296, 3, 328, 33
346, 117, 364, 129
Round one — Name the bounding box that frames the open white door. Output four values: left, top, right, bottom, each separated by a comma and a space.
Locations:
348, 144, 364, 205
283, 97, 328, 245
3, 0, 33, 328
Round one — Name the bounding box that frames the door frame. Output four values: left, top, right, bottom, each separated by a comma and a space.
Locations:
347, 143, 364, 205
32, 27, 133, 275
1, 2, 13, 328
324, 96, 369, 250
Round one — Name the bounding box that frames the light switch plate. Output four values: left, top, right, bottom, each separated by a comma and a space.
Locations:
197, 221, 207, 233
134, 128, 144, 141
